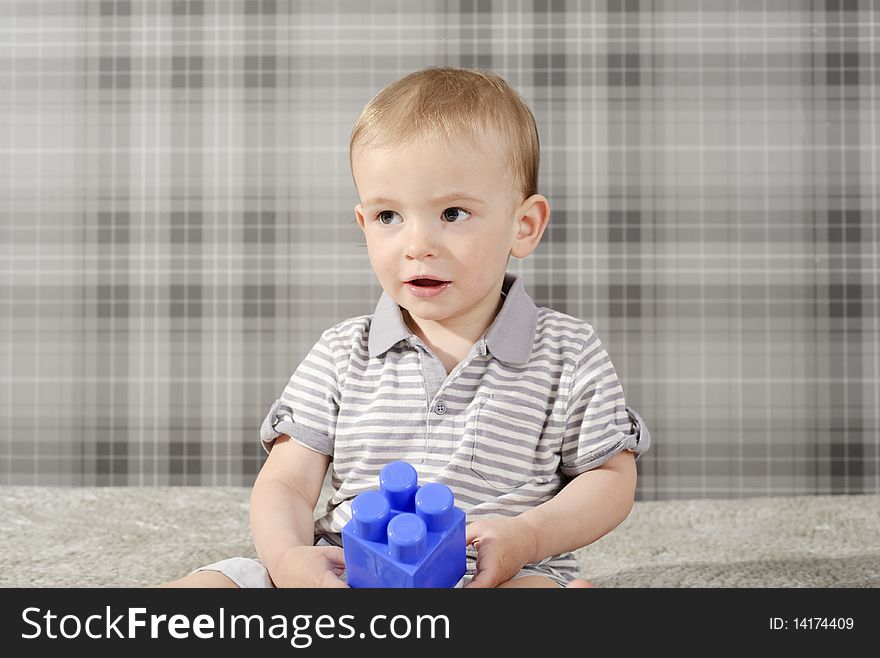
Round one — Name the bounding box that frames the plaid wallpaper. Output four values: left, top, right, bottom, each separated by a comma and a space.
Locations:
1, 0, 877, 499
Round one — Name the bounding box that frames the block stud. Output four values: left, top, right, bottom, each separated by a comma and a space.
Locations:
387, 512, 428, 564
379, 460, 419, 512
350, 490, 391, 541
415, 482, 455, 531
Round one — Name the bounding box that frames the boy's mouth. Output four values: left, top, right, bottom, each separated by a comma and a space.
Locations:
408, 279, 448, 287
405, 276, 451, 287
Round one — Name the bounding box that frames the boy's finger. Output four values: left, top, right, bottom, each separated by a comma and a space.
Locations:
463, 569, 497, 589
319, 546, 347, 568
465, 523, 481, 545
320, 572, 350, 589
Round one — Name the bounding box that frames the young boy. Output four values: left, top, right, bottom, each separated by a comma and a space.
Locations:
160, 66, 651, 588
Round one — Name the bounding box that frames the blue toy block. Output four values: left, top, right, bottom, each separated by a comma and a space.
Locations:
342, 461, 466, 588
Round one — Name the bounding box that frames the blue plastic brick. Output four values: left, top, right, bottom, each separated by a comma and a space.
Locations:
342, 461, 466, 588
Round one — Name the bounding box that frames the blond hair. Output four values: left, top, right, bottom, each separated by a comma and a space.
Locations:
349, 66, 540, 205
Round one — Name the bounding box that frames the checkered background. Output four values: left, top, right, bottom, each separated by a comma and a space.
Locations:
1, 0, 877, 499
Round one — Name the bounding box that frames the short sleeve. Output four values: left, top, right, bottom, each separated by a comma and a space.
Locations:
560, 333, 652, 477
259, 329, 340, 456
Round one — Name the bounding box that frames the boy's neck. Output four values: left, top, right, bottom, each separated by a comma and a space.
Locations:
403, 293, 505, 360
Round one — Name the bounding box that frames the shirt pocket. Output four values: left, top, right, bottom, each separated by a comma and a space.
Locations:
464, 393, 548, 491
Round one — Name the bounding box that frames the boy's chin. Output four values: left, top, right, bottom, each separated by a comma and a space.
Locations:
399, 302, 455, 323
402, 305, 449, 320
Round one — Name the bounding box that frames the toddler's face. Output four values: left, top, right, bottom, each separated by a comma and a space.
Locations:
352, 134, 530, 327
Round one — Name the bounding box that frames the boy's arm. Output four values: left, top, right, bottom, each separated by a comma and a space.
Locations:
250, 434, 338, 582
464, 450, 637, 587
518, 449, 637, 562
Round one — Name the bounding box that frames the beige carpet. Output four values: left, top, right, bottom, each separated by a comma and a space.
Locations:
1, 487, 877, 587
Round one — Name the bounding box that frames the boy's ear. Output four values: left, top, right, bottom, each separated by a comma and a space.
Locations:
510, 194, 550, 259
354, 203, 367, 231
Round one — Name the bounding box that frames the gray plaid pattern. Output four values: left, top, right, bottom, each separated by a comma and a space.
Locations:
0, 1, 877, 497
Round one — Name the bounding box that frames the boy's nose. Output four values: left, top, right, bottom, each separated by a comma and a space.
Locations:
403, 220, 441, 259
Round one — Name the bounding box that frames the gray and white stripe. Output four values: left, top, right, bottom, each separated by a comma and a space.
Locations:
261, 272, 651, 585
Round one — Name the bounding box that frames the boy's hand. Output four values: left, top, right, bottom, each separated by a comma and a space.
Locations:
463, 516, 539, 588
270, 545, 349, 588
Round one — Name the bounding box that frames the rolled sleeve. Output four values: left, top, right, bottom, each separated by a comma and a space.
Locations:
560, 333, 652, 477
259, 330, 339, 456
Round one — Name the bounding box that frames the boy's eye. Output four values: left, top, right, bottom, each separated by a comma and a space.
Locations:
373, 207, 471, 225
442, 207, 471, 222
376, 210, 401, 225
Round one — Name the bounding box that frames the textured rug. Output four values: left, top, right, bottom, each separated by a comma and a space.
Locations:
1, 487, 877, 587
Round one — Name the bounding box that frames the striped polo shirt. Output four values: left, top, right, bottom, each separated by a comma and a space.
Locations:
260, 271, 652, 584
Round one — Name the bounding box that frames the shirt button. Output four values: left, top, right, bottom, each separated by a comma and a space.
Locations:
433, 401, 447, 415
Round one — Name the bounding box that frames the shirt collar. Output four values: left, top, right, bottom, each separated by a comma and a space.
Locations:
368, 271, 538, 365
